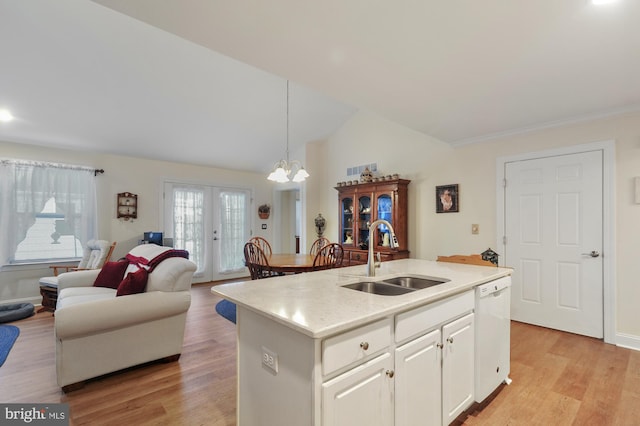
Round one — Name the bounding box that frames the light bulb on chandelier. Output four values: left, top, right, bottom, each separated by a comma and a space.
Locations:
267, 80, 309, 183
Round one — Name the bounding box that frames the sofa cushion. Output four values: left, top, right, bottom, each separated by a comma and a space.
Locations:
93, 260, 129, 289
57, 287, 117, 309
116, 268, 149, 296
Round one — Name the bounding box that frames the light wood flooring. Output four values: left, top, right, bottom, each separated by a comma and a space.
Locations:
1, 283, 639, 425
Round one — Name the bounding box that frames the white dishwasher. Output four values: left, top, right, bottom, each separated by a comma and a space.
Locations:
474, 276, 512, 403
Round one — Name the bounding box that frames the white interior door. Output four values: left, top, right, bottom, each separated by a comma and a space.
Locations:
164, 182, 250, 283
504, 150, 603, 338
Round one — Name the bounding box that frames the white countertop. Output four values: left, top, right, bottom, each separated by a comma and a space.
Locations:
211, 258, 512, 339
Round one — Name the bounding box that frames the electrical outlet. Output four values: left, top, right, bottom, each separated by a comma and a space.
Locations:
262, 346, 278, 374
471, 224, 479, 235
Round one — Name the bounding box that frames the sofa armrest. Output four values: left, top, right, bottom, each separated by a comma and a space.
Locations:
56, 269, 101, 291
55, 291, 191, 339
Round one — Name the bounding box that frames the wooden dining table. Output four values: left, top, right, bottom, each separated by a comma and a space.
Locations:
267, 253, 316, 274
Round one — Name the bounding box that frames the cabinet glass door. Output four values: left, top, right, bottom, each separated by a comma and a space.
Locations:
376, 194, 393, 248
341, 197, 354, 245
358, 195, 372, 250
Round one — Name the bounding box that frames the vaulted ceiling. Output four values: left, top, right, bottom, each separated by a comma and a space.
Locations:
1, 0, 638, 173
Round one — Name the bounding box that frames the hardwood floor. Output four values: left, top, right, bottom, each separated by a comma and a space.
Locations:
1, 283, 639, 425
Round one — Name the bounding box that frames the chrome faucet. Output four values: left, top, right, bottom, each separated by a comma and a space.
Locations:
367, 219, 398, 277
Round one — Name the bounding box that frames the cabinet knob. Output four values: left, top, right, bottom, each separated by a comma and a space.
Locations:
437, 343, 444, 349
386, 370, 395, 378
359, 342, 369, 350
447, 337, 454, 344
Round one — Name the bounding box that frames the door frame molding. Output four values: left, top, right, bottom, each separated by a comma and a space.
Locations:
496, 140, 616, 344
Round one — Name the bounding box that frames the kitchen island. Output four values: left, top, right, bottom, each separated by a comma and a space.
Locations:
212, 258, 512, 426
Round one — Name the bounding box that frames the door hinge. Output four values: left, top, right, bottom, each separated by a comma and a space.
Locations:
502, 236, 507, 245
502, 178, 507, 188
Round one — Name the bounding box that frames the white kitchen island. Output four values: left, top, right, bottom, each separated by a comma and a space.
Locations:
212, 258, 512, 426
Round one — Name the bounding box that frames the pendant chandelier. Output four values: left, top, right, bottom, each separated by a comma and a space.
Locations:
267, 80, 309, 183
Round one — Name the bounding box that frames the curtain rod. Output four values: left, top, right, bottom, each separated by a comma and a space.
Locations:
1, 158, 105, 176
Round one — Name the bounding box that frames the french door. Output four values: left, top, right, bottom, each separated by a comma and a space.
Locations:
164, 182, 251, 283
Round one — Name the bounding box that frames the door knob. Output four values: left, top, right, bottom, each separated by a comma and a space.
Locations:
581, 250, 600, 258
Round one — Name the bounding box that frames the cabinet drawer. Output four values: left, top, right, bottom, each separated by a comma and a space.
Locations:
322, 318, 392, 376
395, 290, 473, 343
349, 251, 367, 265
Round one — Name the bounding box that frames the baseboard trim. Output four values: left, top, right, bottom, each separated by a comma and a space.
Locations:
616, 332, 640, 352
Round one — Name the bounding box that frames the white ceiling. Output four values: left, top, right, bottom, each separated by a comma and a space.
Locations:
1, 0, 639, 173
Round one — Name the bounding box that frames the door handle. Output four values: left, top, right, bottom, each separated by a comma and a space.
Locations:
581, 250, 600, 258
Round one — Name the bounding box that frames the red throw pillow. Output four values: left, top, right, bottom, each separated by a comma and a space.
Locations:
116, 267, 149, 296
93, 261, 130, 289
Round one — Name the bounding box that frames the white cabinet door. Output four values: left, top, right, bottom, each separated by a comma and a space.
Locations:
322, 353, 393, 426
442, 313, 475, 425
395, 328, 442, 426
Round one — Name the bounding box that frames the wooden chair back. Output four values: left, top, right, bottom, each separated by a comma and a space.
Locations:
244, 242, 274, 280
249, 236, 272, 256
313, 243, 344, 270
436, 254, 495, 267
309, 237, 330, 257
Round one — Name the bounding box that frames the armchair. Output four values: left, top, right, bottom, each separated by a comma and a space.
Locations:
38, 240, 116, 313
54, 243, 196, 391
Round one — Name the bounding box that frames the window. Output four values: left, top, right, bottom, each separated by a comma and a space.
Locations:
13, 198, 84, 261
0, 159, 98, 265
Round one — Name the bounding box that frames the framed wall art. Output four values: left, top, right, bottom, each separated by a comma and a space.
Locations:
436, 184, 459, 213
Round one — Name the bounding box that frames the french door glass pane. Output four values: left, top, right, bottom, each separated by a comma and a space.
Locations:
173, 187, 205, 272
219, 190, 249, 273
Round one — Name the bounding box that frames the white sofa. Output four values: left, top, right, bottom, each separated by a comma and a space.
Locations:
54, 244, 197, 391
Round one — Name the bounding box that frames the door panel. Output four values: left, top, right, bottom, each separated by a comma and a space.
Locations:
322, 353, 393, 426
505, 150, 603, 338
395, 329, 441, 426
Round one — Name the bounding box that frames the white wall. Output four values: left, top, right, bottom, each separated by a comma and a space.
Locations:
0, 140, 272, 304
320, 109, 640, 343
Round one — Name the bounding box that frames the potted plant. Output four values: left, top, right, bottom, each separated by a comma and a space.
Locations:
258, 204, 271, 219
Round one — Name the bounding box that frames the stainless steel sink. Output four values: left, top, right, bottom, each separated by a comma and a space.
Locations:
381, 276, 449, 289
342, 281, 415, 296
341, 275, 450, 296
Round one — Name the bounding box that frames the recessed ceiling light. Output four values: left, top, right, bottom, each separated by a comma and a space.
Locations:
0, 109, 14, 122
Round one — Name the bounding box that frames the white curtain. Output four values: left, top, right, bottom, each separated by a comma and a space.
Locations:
0, 159, 98, 265
219, 190, 249, 272
172, 187, 205, 271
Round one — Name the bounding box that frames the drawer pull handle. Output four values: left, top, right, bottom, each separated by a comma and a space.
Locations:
360, 342, 369, 350
386, 370, 395, 378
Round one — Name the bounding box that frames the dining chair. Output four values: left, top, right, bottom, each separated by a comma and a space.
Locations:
309, 237, 330, 257
244, 242, 276, 279
248, 236, 272, 257
312, 243, 344, 271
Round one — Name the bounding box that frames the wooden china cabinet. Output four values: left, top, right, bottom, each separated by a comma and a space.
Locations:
336, 179, 410, 266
